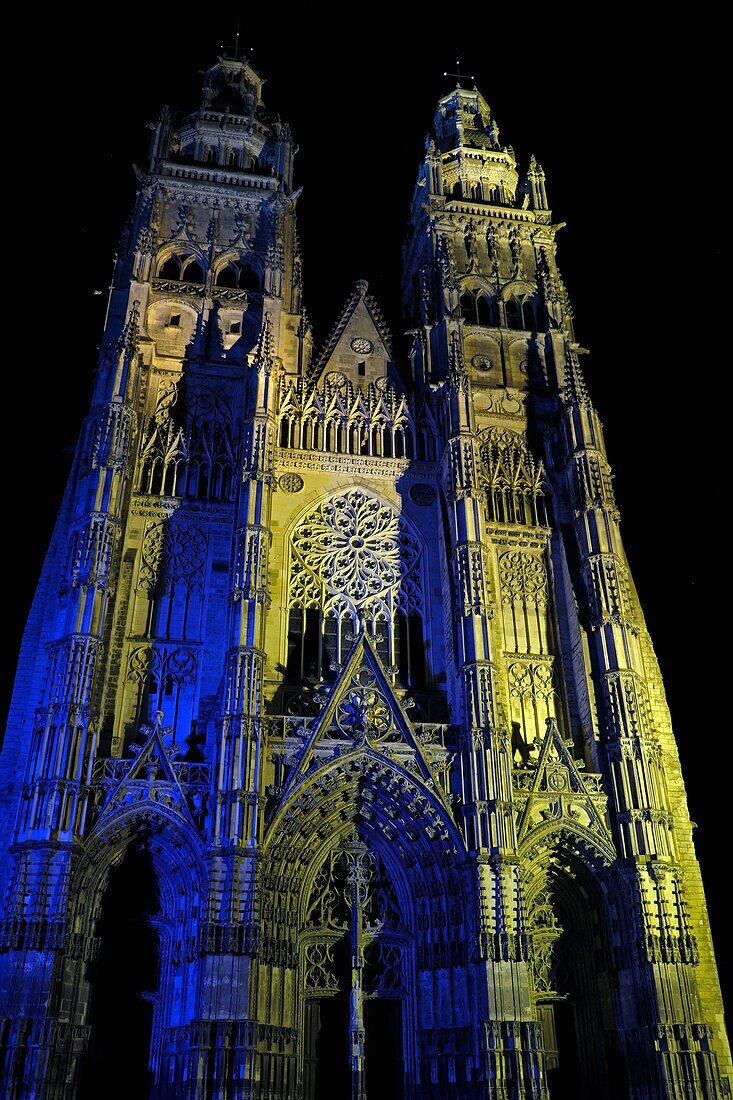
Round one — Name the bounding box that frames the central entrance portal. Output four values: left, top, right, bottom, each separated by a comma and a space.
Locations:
301, 838, 406, 1100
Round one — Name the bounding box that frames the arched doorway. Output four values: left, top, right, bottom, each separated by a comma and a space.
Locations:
262, 731, 478, 1100
301, 835, 407, 1100
526, 847, 629, 1097
60, 803, 207, 1100
77, 830, 160, 1099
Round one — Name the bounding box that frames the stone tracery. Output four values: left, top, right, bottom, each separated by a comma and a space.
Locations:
290, 488, 421, 609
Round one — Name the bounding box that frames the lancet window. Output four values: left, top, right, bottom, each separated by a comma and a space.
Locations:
156, 253, 205, 284
460, 290, 498, 327
214, 260, 261, 291
504, 294, 539, 331
137, 382, 237, 503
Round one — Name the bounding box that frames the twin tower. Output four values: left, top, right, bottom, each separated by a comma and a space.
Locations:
0, 55, 729, 1099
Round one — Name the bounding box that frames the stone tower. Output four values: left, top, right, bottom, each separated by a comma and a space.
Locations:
0, 58, 729, 1100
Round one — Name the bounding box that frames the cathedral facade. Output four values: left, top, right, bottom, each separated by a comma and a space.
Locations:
0, 55, 729, 1099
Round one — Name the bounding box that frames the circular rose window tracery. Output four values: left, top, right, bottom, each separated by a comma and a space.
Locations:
290, 489, 421, 608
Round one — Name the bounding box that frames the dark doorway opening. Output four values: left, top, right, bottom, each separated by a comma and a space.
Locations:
78, 835, 160, 1100
365, 999, 404, 1100
310, 997, 349, 1100
543, 1001, 581, 1097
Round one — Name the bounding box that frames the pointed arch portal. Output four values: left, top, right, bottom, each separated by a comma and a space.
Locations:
521, 826, 630, 1099
77, 833, 160, 1100
301, 834, 406, 1100
261, 636, 477, 1099
264, 758, 475, 1100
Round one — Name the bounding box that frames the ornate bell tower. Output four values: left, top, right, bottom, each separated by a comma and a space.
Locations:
0, 58, 729, 1100
0, 54, 307, 1098
400, 81, 732, 1097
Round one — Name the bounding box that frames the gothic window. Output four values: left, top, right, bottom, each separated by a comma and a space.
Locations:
476, 294, 494, 326
461, 290, 495, 327
237, 264, 261, 291
158, 256, 182, 280
182, 258, 204, 284
522, 299, 536, 330
396, 610, 426, 687
460, 293, 477, 324
138, 383, 237, 504
452, 181, 462, 198
214, 260, 262, 291
215, 263, 237, 288
137, 521, 207, 641
505, 297, 522, 329
157, 254, 205, 283
129, 644, 198, 730
480, 426, 547, 526
287, 489, 425, 689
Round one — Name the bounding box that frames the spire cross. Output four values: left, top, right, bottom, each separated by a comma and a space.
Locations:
219, 21, 246, 61
444, 55, 474, 86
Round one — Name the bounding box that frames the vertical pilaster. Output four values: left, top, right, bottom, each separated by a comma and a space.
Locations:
439, 328, 541, 1096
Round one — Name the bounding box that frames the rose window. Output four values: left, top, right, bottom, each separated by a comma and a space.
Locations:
286, 490, 427, 689
291, 489, 420, 605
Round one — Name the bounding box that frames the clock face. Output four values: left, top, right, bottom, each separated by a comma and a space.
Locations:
351, 337, 373, 354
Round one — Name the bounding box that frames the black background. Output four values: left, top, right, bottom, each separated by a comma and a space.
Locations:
6, 17, 727, 1019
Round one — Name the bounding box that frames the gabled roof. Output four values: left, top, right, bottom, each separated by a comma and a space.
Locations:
310, 279, 393, 380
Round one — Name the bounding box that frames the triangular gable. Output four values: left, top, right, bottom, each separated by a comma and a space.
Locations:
302, 388, 326, 416
93, 722, 199, 827
393, 395, 411, 425
279, 380, 302, 415
310, 280, 394, 384
281, 634, 452, 811
325, 390, 349, 418
125, 725, 180, 784
516, 718, 614, 855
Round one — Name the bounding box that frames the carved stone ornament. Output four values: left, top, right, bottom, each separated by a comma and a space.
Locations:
290, 488, 420, 605
279, 472, 304, 493
350, 337, 373, 355
409, 483, 436, 507
472, 355, 493, 372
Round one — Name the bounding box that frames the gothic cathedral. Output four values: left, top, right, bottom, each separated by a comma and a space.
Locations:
0, 55, 729, 1100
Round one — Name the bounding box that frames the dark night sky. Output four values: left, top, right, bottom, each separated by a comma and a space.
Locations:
7, 17, 727, 1015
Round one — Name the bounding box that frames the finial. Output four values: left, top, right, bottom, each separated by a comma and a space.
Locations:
356, 279, 369, 297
